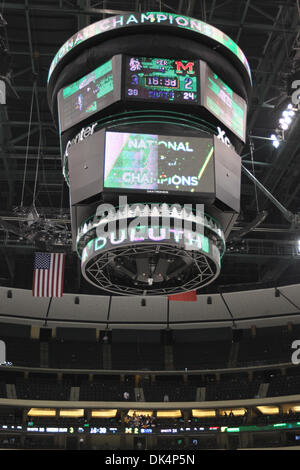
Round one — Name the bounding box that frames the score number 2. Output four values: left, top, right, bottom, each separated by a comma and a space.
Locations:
183, 77, 195, 100
184, 78, 193, 90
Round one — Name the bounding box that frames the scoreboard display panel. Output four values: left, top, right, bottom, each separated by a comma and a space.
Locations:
201, 62, 247, 142
125, 56, 199, 104
58, 54, 247, 141
104, 131, 214, 195
58, 56, 121, 133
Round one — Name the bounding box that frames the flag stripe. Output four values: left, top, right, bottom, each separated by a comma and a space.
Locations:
32, 269, 36, 297
55, 254, 59, 297
55, 255, 59, 297
59, 254, 66, 297
168, 290, 197, 301
32, 252, 65, 297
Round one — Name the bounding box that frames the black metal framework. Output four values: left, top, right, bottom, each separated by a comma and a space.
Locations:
82, 243, 219, 295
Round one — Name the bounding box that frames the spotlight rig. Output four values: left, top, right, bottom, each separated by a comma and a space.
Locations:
47, 12, 252, 295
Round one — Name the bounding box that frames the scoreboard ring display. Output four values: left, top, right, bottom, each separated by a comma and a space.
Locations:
48, 14, 252, 131
47, 12, 252, 93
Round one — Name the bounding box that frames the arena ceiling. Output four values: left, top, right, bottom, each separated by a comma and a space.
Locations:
0, 0, 300, 296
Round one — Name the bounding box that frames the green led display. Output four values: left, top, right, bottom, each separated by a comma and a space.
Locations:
226, 427, 240, 432
58, 58, 115, 133
204, 64, 246, 141
125, 56, 199, 104
104, 131, 214, 194
48, 13, 251, 84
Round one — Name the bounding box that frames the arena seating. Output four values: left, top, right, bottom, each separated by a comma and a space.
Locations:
111, 342, 165, 370
79, 375, 135, 401
236, 326, 292, 366
172, 329, 232, 370
49, 340, 102, 369
142, 376, 197, 402
205, 374, 261, 400
267, 368, 300, 397
15, 376, 71, 400
0, 323, 299, 371
173, 341, 231, 369
3, 337, 40, 367
111, 330, 165, 370
0, 381, 6, 398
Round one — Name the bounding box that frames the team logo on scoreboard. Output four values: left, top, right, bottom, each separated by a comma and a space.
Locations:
175, 61, 195, 75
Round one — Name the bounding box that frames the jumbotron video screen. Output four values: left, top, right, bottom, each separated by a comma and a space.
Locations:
103, 131, 214, 194
202, 62, 247, 141
57, 56, 121, 133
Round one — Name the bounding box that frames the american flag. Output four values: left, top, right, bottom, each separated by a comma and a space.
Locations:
32, 252, 65, 297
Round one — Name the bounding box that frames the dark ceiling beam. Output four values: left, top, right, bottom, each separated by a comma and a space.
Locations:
25, 3, 55, 209
248, 2, 276, 22
284, 178, 300, 208
255, 1, 295, 7
242, 164, 294, 223
250, 7, 283, 89
225, 252, 300, 261
1, 248, 16, 282
207, 0, 233, 18
235, 0, 251, 44
2, 3, 131, 16
242, 160, 272, 167
135, 0, 140, 12
186, 0, 195, 17
12, 145, 59, 152
10, 51, 53, 57
0, 107, 15, 210
248, 6, 296, 131
211, 18, 297, 33
12, 66, 32, 79
77, 0, 91, 30
258, 258, 294, 283
0, 121, 54, 127
0, 170, 64, 182
260, 116, 300, 204
177, 0, 184, 14
2, 1, 295, 30
0, 153, 60, 161
9, 126, 40, 146
155, 2, 177, 14
208, 0, 216, 21
0, 218, 22, 236
25, 6, 42, 129
14, 86, 45, 92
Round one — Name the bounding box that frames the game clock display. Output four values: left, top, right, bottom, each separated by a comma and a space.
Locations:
125, 56, 199, 104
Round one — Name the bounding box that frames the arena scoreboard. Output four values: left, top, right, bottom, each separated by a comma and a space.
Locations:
49, 12, 251, 296
125, 56, 199, 104
57, 55, 247, 141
